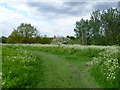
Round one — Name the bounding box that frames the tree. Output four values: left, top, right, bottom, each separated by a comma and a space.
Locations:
7, 23, 38, 43
7, 30, 23, 43
66, 36, 75, 40
90, 10, 101, 35
101, 8, 120, 45
74, 19, 91, 45
0, 36, 7, 43
74, 7, 120, 45
89, 10, 105, 45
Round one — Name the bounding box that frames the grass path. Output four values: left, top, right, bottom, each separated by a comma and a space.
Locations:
30, 50, 99, 88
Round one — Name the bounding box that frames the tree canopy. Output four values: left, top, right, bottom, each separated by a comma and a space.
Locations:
7, 23, 38, 43
0, 36, 7, 43
74, 8, 120, 45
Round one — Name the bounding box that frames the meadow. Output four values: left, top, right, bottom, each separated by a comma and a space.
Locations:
1, 44, 119, 88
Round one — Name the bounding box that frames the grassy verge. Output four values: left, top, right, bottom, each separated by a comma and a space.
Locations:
2, 45, 43, 88
88, 46, 119, 88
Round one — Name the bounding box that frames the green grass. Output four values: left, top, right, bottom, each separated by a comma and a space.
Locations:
2, 44, 119, 88
88, 47, 119, 88
2, 45, 43, 88
0, 44, 2, 88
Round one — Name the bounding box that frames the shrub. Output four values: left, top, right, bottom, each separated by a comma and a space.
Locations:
51, 37, 70, 45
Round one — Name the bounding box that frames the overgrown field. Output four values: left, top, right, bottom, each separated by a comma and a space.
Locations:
2, 44, 119, 88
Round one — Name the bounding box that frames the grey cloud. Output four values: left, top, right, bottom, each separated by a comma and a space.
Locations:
26, 2, 91, 18
64, 2, 88, 6
93, 2, 118, 10
26, 2, 118, 19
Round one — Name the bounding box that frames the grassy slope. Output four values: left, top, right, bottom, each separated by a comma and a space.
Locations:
2, 45, 102, 88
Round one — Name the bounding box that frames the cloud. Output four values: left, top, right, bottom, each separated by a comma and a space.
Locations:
26, 2, 94, 19
1, 0, 120, 2
0, 1, 119, 37
93, 2, 118, 10
0, 3, 55, 37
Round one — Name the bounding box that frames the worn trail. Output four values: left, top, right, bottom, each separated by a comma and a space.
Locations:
30, 50, 99, 88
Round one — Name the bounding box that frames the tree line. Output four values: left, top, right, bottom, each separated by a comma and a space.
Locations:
0, 23, 76, 44
74, 8, 120, 45
1, 7, 120, 45
0, 23, 53, 44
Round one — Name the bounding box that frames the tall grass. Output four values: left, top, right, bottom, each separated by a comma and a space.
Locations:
88, 46, 119, 88
2, 45, 43, 88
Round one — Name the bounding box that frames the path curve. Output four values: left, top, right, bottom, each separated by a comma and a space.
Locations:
29, 50, 99, 88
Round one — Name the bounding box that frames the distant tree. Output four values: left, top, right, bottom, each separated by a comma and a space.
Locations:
7, 30, 23, 43
7, 23, 38, 43
42, 37, 53, 44
0, 36, 7, 43
66, 36, 75, 40
66, 36, 81, 44
0, 37, 1, 43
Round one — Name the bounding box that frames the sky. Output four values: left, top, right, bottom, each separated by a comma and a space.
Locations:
0, 0, 119, 37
